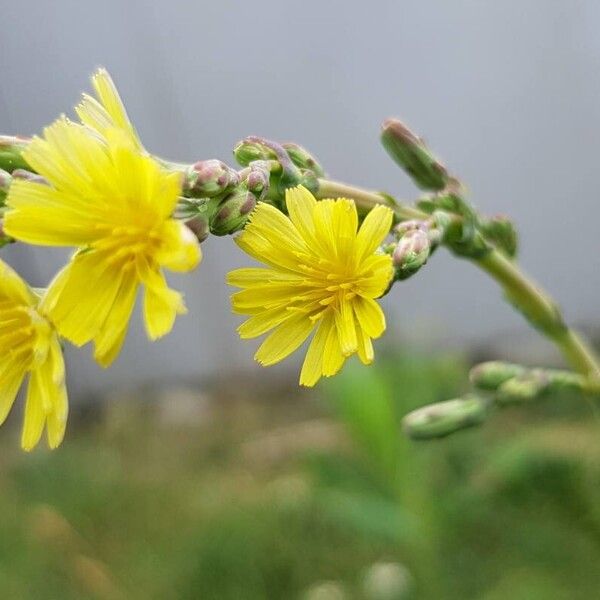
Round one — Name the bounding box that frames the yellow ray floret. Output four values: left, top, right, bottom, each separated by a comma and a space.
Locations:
4, 119, 201, 367
0, 260, 68, 450
227, 186, 394, 386
75, 67, 143, 150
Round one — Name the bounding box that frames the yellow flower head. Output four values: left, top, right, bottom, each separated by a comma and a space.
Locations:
0, 260, 68, 450
227, 186, 394, 386
4, 119, 201, 367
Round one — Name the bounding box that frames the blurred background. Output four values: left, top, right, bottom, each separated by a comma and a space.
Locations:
2, 1, 600, 598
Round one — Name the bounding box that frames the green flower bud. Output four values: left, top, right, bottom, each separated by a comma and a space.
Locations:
381, 119, 449, 191
480, 215, 518, 258
0, 135, 30, 173
184, 160, 239, 197
209, 188, 256, 236
233, 140, 277, 166
282, 143, 325, 177
392, 229, 430, 280
402, 395, 489, 440
496, 371, 550, 405
469, 361, 527, 391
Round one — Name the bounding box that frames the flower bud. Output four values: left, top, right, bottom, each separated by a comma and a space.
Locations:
244, 161, 271, 199
393, 219, 428, 239
392, 229, 430, 279
402, 395, 488, 440
184, 160, 239, 198
209, 188, 257, 236
233, 140, 277, 166
381, 119, 449, 191
480, 215, 518, 258
0, 135, 30, 173
282, 143, 325, 177
469, 361, 527, 391
496, 371, 549, 405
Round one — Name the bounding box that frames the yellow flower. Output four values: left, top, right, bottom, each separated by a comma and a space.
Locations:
227, 186, 394, 386
0, 259, 68, 450
4, 120, 201, 367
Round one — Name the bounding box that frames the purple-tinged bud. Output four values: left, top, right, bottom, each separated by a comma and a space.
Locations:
392, 229, 430, 279
381, 119, 449, 191
185, 213, 210, 243
393, 219, 428, 239
184, 160, 239, 198
0, 135, 31, 173
210, 189, 257, 236
281, 143, 325, 177
244, 161, 270, 199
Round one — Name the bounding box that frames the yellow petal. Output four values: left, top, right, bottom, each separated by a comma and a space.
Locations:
142, 268, 185, 341
21, 368, 47, 451
0, 356, 28, 425
285, 185, 317, 242
335, 298, 358, 356
355, 205, 393, 261
93, 271, 138, 367
156, 221, 202, 273
353, 296, 386, 338
5, 180, 103, 247
299, 313, 333, 386
84, 68, 142, 149
0, 258, 36, 306
322, 321, 346, 377
356, 326, 374, 365
237, 306, 292, 339
45, 252, 125, 347
254, 313, 315, 366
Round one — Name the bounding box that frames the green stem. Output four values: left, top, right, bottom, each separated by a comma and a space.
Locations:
318, 178, 600, 381
477, 251, 600, 379
316, 179, 427, 221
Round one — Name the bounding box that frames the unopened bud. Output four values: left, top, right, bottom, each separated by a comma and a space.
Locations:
496, 371, 549, 405
233, 140, 277, 166
282, 143, 325, 177
210, 189, 257, 236
0, 135, 30, 173
393, 219, 428, 239
480, 215, 518, 258
185, 213, 210, 243
381, 119, 449, 191
244, 161, 270, 199
403, 395, 488, 440
470, 361, 527, 391
184, 160, 239, 197
392, 229, 430, 279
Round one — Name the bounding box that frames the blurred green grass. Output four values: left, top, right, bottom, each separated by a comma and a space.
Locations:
1, 352, 600, 599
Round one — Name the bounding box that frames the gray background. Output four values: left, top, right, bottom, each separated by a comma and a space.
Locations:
1, 1, 599, 397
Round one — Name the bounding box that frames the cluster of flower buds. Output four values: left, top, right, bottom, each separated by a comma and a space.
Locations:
387, 215, 446, 281
402, 360, 596, 440
470, 361, 591, 403
233, 136, 325, 200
